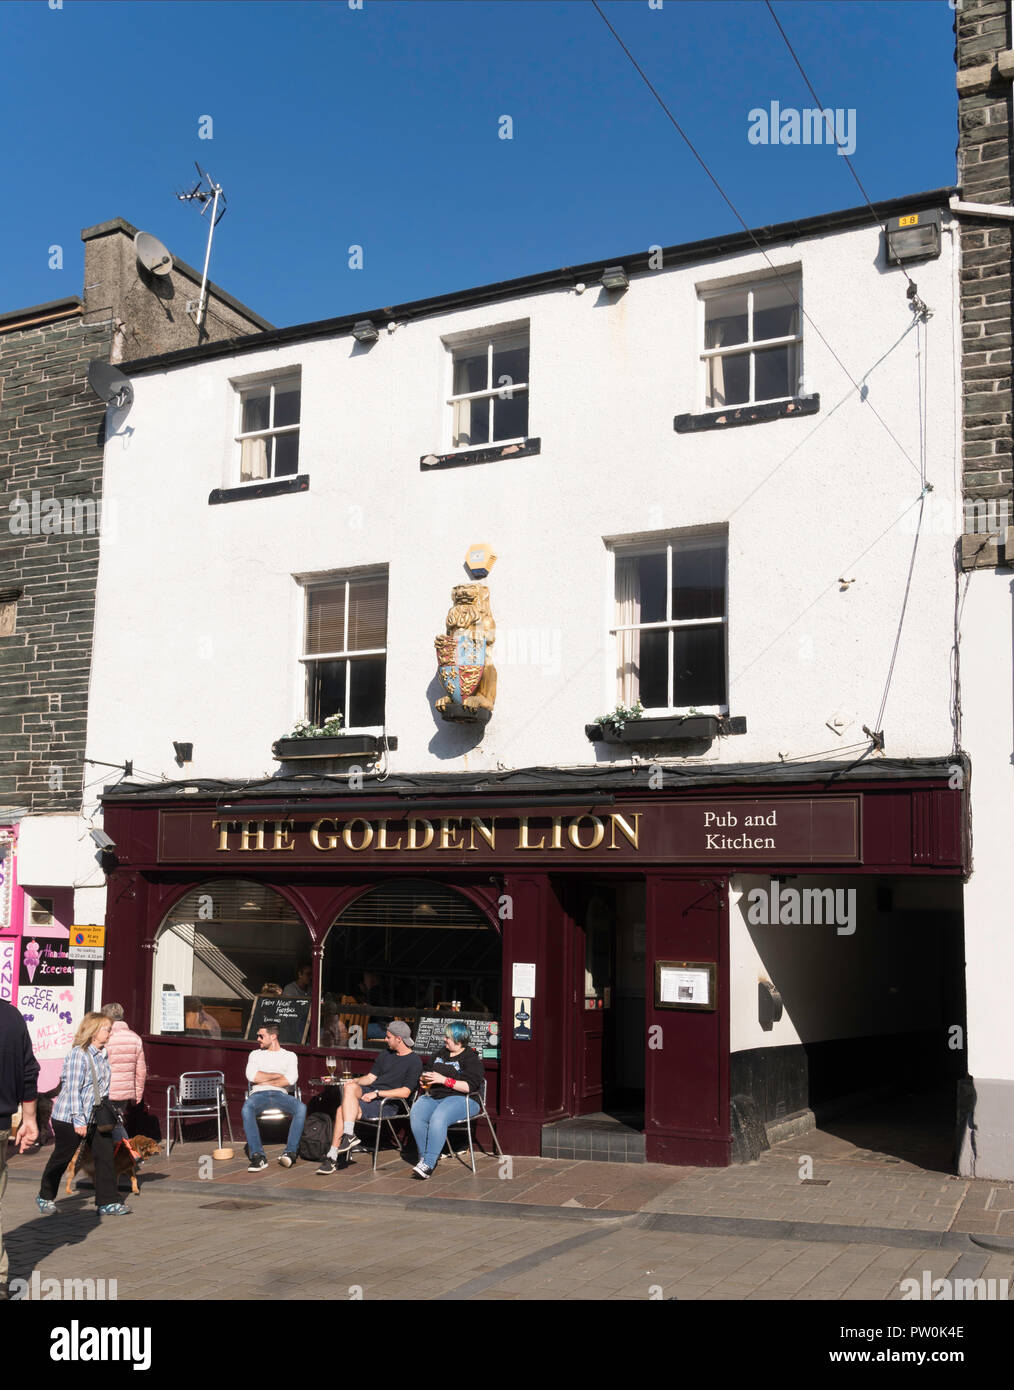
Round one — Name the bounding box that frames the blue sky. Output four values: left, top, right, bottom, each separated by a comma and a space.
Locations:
1, 0, 957, 329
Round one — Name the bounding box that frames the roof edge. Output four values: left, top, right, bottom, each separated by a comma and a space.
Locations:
118, 187, 956, 379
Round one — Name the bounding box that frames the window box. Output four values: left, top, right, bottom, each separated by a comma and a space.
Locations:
272, 735, 397, 761
585, 715, 746, 743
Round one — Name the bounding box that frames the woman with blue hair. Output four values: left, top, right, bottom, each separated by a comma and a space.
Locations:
410, 1020, 483, 1178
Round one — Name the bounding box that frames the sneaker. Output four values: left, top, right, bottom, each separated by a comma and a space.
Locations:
336, 1133, 361, 1155
411, 1161, 432, 1180
278, 1152, 296, 1168
36, 1196, 57, 1215
315, 1156, 337, 1175
98, 1203, 131, 1216
247, 1154, 268, 1172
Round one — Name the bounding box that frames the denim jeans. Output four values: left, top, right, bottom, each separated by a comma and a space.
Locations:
242, 1090, 307, 1157
410, 1093, 479, 1170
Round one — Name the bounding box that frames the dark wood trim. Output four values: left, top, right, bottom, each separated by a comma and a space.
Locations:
675, 394, 820, 433
209, 474, 309, 505
420, 438, 541, 471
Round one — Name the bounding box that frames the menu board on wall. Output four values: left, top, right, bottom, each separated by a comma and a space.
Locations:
245, 995, 311, 1045
412, 1014, 500, 1058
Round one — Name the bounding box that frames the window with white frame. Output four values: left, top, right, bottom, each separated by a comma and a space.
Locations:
701, 279, 800, 409
612, 537, 727, 711
447, 329, 529, 448
234, 374, 301, 482
301, 571, 388, 729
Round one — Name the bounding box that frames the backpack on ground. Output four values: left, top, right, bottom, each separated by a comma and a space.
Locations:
298, 1112, 332, 1162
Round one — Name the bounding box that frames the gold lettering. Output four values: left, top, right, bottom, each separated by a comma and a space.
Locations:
568, 814, 604, 851
550, 815, 563, 850
272, 820, 296, 851
468, 816, 496, 851
407, 817, 434, 850
608, 812, 640, 850
376, 818, 403, 850
210, 819, 238, 852
239, 821, 266, 851
439, 817, 464, 850
517, 816, 545, 850
342, 817, 374, 851
310, 817, 340, 851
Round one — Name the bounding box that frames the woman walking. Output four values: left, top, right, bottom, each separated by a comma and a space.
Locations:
37, 1012, 129, 1217
409, 1020, 483, 1179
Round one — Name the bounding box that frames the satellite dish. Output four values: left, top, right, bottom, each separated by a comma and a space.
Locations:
87, 360, 133, 411
134, 230, 174, 277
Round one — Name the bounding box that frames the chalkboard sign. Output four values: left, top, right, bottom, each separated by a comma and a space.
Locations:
412, 1014, 501, 1058
245, 995, 311, 1045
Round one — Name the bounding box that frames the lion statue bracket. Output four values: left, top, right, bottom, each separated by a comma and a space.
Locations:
435, 582, 496, 723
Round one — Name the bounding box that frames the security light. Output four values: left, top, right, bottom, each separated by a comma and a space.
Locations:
352, 319, 379, 343
885, 210, 941, 265
89, 828, 115, 851
600, 265, 629, 291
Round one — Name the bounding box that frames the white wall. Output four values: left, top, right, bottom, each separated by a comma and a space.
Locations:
86, 220, 959, 785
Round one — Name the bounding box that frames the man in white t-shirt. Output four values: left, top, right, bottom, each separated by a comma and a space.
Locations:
242, 1023, 306, 1171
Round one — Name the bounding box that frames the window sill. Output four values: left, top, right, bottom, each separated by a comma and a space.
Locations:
420, 437, 541, 471
674, 395, 819, 434
586, 715, 747, 744
209, 474, 310, 505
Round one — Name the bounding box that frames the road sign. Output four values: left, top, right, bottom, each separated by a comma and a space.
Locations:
69, 925, 105, 961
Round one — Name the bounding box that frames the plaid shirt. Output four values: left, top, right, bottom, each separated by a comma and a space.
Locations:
51, 1045, 111, 1128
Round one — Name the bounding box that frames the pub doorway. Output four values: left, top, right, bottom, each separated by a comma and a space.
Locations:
573, 879, 646, 1129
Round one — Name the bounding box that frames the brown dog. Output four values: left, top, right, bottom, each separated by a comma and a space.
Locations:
65, 1135, 162, 1196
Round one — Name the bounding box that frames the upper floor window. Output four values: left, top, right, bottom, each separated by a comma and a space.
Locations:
701, 279, 800, 409
612, 537, 727, 711
448, 329, 529, 448
301, 571, 388, 729
235, 374, 301, 482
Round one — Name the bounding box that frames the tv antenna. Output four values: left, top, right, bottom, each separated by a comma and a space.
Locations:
176, 162, 227, 330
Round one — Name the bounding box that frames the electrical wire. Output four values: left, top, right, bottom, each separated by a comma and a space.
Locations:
589, 0, 926, 478
764, 1, 921, 299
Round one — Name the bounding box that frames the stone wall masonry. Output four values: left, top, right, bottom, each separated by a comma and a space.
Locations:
957, 0, 1014, 569
0, 313, 111, 812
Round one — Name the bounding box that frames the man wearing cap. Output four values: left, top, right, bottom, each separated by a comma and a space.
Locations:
316, 1021, 422, 1175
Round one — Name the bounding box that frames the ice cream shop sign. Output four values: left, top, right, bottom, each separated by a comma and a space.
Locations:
156, 798, 862, 866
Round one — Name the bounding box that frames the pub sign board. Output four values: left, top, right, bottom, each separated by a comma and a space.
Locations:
157, 798, 861, 867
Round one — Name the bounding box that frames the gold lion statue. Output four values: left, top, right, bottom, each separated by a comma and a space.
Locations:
434, 582, 497, 717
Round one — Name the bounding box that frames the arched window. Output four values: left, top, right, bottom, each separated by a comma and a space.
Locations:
319, 881, 499, 1048
151, 880, 309, 1039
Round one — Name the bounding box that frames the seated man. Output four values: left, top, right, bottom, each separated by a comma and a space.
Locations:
316, 1021, 422, 1175
242, 1023, 307, 1171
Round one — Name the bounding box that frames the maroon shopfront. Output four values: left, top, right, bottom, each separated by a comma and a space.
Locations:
99, 763, 966, 1167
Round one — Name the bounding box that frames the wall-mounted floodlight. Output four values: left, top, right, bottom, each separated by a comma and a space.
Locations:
89, 828, 115, 851
600, 265, 629, 291
885, 210, 941, 265
352, 319, 379, 343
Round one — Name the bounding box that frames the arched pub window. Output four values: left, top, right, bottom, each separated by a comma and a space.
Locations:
319, 881, 500, 1049
150, 880, 310, 1039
